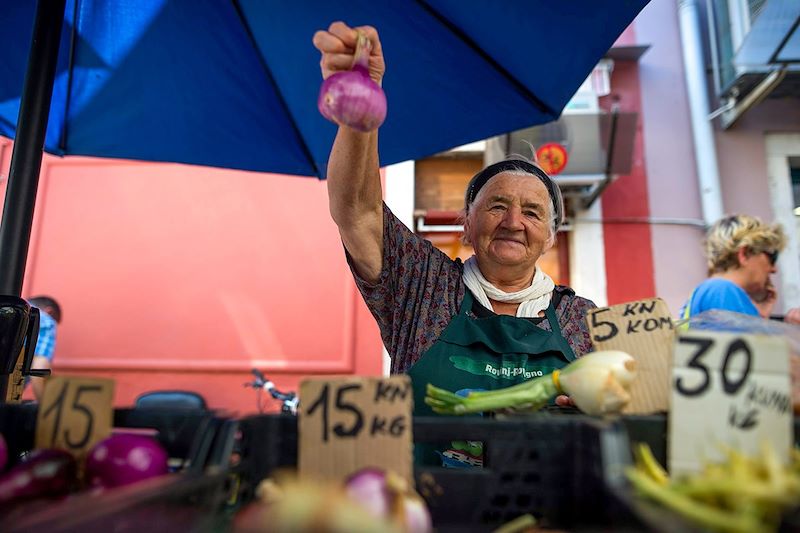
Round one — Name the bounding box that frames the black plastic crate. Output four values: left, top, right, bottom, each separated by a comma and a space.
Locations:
229, 413, 639, 531
0, 402, 236, 532
413, 415, 636, 531
620, 414, 800, 469
232, 413, 297, 505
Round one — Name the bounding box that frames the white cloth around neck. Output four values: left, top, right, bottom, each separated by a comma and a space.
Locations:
462, 256, 554, 318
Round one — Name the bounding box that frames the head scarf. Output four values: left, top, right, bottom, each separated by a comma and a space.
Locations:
465, 160, 563, 234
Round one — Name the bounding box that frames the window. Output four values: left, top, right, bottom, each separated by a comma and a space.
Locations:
710, 0, 738, 93
708, 0, 770, 95
791, 163, 800, 216
747, 0, 767, 24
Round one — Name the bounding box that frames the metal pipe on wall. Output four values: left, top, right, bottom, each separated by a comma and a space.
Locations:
678, 0, 724, 226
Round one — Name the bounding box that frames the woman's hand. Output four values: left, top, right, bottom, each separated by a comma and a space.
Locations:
785, 307, 800, 326
752, 279, 778, 319
313, 22, 385, 85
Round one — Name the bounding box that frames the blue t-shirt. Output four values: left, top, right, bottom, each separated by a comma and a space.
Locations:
680, 278, 759, 319
34, 310, 57, 361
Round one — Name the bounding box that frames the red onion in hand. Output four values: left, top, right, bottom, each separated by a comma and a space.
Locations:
345, 467, 432, 533
318, 31, 387, 132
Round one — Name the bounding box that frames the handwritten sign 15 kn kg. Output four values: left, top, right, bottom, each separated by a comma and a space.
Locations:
299, 375, 413, 485
669, 331, 792, 476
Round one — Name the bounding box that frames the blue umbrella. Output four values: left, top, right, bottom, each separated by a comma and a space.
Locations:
0, 0, 648, 294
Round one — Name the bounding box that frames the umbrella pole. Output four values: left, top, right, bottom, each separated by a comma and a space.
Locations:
0, 0, 66, 402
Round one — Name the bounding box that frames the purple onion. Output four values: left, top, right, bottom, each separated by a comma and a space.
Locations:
0, 448, 76, 503
318, 32, 387, 132
345, 467, 432, 533
345, 467, 391, 518
85, 434, 168, 489
0, 433, 7, 472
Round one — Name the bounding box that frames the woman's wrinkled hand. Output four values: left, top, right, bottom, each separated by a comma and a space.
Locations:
312, 21, 385, 85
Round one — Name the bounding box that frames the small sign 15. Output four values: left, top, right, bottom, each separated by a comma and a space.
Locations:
35, 376, 114, 457
669, 330, 792, 476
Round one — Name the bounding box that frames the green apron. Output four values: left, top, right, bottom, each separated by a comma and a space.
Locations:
408, 289, 576, 465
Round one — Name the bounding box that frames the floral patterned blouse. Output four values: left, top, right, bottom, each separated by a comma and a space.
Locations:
347, 204, 597, 374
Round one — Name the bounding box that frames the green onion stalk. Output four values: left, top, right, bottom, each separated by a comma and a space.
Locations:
425, 350, 637, 416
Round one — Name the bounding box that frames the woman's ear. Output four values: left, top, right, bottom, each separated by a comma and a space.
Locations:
736, 246, 750, 267
462, 214, 472, 246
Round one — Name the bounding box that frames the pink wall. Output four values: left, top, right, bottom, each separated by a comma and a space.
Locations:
635, 0, 709, 314
0, 138, 383, 415
716, 99, 800, 218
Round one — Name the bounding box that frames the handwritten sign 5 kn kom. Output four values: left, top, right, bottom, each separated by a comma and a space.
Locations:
299, 375, 413, 485
587, 298, 674, 414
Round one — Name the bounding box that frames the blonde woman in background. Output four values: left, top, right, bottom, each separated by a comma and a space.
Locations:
681, 214, 800, 324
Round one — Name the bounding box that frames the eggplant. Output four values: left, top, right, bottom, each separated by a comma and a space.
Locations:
0, 449, 76, 503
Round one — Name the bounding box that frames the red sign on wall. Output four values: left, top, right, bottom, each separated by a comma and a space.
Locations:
536, 143, 569, 175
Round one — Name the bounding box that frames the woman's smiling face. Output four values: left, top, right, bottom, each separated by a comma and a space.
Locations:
464, 172, 553, 269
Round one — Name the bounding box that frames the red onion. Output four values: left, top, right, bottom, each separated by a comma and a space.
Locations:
0, 433, 7, 472
0, 448, 76, 502
85, 434, 168, 489
345, 467, 432, 533
318, 32, 387, 132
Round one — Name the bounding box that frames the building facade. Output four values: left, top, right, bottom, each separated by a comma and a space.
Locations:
389, 0, 800, 317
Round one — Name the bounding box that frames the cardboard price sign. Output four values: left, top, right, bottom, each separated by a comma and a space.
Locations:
35, 376, 115, 457
299, 375, 413, 485
669, 331, 792, 476
586, 298, 674, 414
4, 350, 25, 403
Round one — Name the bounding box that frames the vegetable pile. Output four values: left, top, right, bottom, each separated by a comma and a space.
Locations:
627, 442, 800, 533
252, 467, 432, 533
0, 432, 169, 508
425, 350, 637, 416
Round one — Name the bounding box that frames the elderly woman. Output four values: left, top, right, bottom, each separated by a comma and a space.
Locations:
313, 23, 596, 427
681, 214, 800, 322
